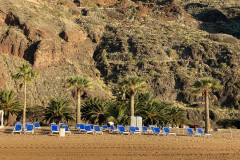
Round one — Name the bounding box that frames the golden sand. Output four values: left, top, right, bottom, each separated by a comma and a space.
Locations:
0, 127, 239, 160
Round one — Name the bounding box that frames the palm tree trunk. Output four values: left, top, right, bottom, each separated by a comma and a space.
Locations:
205, 90, 210, 133
23, 79, 27, 129
130, 90, 134, 117
76, 89, 81, 124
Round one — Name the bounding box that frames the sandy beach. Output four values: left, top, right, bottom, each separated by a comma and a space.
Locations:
0, 127, 239, 160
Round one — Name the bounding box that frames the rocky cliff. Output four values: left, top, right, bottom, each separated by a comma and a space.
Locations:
0, 0, 240, 125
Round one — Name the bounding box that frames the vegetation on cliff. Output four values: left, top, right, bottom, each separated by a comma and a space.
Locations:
0, 0, 240, 128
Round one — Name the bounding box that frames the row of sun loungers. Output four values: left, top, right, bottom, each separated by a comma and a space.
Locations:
77, 124, 177, 136
51, 123, 71, 134
12, 122, 211, 137
187, 128, 212, 137
12, 122, 41, 134
76, 124, 103, 135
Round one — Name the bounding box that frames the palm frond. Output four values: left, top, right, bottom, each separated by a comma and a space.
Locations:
66, 76, 93, 91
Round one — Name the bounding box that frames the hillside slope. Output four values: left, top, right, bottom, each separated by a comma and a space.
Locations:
0, 0, 240, 125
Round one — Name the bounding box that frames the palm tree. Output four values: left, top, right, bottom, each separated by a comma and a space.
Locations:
167, 107, 183, 128
134, 92, 170, 126
12, 64, 38, 129
27, 105, 45, 123
193, 77, 222, 133
107, 104, 129, 125
66, 76, 92, 124
44, 98, 74, 124
82, 98, 111, 126
0, 90, 22, 125
118, 76, 147, 125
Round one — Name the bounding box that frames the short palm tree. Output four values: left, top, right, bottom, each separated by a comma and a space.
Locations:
12, 64, 38, 129
135, 93, 170, 126
45, 98, 74, 124
66, 76, 92, 124
0, 90, 22, 125
107, 104, 129, 125
27, 105, 45, 123
118, 76, 147, 125
82, 98, 111, 126
167, 107, 183, 128
193, 77, 222, 133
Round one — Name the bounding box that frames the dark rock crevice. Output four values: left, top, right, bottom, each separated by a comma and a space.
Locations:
24, 41, 41, 65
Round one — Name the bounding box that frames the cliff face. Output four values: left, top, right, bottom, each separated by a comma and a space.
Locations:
0, 0, 240, 124
0, 0, 112, 106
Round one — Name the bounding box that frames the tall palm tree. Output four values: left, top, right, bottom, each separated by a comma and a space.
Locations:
12, 64, 38, 129
44, 98, 74, 124
118, 76, 147, 122
193, 77, 222, 133
66, 76, 92, 124
0, 90, 22, 125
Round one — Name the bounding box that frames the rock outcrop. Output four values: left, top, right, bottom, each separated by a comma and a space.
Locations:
0, 0, 240, 124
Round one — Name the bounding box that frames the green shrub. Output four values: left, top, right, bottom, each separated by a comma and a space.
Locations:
166, 49, 174, 57
216, 119, 240, 129
219, 63, 227, 68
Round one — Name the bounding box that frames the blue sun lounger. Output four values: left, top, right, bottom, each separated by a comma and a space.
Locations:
129, 126, 141, 135
187, 128, 195, 136
25, 122, 31, 129
196, 128, 212, 137
110, 125, 118, 133
89, 124, 93, 130
76, 124, 80, 130
102, 125, 108, 132
12, 123, 22, 134
153, 127, 165, 136
51, 124, 59, 134
94, 125, 103, 135
79, 124, 85, 132
118, 126, 130, 135
65, 125, 71, 134
150, 126, 156, 134
34, 122, 41, 129
142, 126, 151, 134
25, 124, 34, 134
135, 127, 140, 132
85, 125, 93, 134
163, 127, 176, 136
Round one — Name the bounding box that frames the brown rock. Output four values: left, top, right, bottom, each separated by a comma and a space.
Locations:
0, 69, 5, 90
0, 9, 7, 25
0, 29, 28, 58
87, 25, 105, 43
